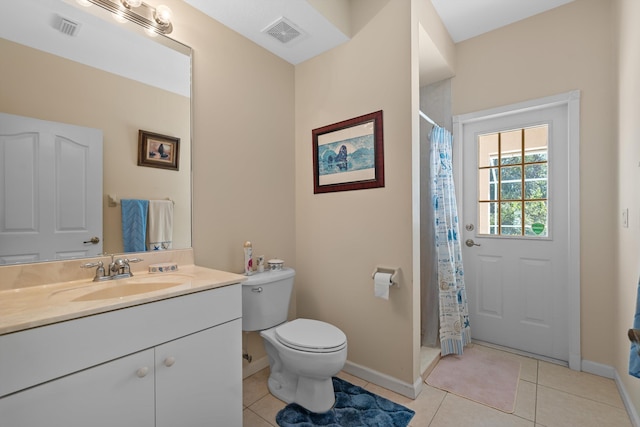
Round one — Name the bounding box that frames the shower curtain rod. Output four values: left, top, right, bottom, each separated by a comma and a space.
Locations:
419, 110, 440, 127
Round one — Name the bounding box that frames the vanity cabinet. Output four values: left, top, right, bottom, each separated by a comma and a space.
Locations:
0, 348, 155, 427
0, 283, 242, 427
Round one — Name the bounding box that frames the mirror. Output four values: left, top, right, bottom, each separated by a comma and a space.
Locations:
0, 0, 192, 264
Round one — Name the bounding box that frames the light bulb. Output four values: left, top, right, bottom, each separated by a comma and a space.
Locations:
76, 0, 92, 6
154, 5, 172, 26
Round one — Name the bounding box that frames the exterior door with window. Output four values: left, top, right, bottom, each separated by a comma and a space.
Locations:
458, 102, 571, 362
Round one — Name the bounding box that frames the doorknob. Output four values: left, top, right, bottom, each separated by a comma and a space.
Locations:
465, 239, 481, 247
83, 236, 100, 244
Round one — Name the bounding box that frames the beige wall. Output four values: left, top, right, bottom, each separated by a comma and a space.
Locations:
614, 0, 640, 413
164, 0, 296, 366
0, 38, 191, 254
295, 0, 416, 385
452, 0, 617, 366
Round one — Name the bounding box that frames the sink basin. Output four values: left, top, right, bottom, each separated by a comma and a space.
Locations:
71, 274, 193, 302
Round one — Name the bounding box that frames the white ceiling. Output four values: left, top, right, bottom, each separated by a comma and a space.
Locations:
186, 0, 576, 65
430, 0, 575, 43
182, 0, 349, 65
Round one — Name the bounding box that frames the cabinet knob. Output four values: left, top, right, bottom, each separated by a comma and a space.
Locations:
136, 366, 149, 378
164, 356, 176, 367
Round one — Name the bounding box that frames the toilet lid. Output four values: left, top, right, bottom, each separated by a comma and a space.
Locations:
275, 319, 347, 353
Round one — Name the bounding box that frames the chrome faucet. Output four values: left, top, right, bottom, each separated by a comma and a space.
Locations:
81, 255, 143, 282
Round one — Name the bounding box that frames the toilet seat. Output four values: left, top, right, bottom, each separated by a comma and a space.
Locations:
275, 319, 347, 353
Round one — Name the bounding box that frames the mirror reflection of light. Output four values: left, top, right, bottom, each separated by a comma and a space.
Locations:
154, 5, 172, 25
112, 11, 127, 23
122, 0, 142, 7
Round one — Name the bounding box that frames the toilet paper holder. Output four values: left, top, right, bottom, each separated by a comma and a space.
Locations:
371, 267, 399, 287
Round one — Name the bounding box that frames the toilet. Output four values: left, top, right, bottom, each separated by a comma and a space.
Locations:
241, 268, 347, 413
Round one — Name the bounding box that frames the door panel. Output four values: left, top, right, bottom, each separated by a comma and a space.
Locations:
461, 104, 569, 362
0, 113, 102, 263
0, 349, 155, 427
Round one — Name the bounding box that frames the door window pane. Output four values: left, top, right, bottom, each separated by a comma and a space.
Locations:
524, 164, 547, 199
500, 201, 522, 235
500, 166, 522, 200
478, 201, 498, 235
477, 125, 549, 237
478, 133, 498, 168
525, 201, 548, 236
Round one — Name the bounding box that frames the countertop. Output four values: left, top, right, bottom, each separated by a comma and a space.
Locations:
0, 265, 246, 335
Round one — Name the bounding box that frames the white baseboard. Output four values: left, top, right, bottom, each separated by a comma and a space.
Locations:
343, 360, 423, 399
242, 355, 269, 379
581, 359, 616, 379
582, 359, 639, 427
242, 356, 423, 399
613, 369, 640, 427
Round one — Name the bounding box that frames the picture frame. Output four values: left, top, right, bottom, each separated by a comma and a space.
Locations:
312, 110, 384, 194
137, 130, 180, 171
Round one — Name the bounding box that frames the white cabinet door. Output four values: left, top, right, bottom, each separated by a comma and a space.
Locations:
0, 349, 154, 427
155, 319, 243, 427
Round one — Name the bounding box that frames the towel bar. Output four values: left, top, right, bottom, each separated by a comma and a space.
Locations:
108, 195, 175, 207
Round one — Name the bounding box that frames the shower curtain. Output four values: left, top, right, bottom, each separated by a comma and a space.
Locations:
429, 125, 471, 356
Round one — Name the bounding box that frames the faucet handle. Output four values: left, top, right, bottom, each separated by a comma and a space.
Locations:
81, 261, 108, 281
126, 258, 143, 263
80, 261, 103, 269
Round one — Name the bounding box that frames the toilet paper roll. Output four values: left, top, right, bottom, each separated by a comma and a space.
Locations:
374, 272, 392, 300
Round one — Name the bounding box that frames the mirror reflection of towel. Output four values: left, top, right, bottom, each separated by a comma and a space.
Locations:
148, 200, 173, 251
121, 199, 148, 252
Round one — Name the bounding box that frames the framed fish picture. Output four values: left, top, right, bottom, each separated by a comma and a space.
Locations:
137, 130, 180, 171
312, 110, 384, 194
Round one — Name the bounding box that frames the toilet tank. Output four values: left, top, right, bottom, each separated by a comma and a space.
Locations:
241, 268, 295, 331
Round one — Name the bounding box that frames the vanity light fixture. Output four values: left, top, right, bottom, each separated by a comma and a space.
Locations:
76, 0, 173, 35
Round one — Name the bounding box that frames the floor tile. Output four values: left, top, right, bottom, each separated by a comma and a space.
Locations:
514, 379, 536, 421
336, 370, 368, 388
406, 384, 446, 426
248, 393, 286, 425
429, 393, 534, 427
242, 408, 275, 427
243, 368, 271, 407
536, 385, 632, 427
538, 361, 625, 408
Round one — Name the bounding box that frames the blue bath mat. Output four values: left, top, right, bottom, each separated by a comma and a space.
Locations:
275, 377, 415, 427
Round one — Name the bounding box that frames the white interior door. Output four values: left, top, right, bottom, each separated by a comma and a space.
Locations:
0, 113, 103, 264
456, 97, 578, 363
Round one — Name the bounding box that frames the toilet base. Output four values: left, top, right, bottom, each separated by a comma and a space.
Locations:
267, 373, 336, 413
266, 370, 297, 406
295, 376, 335, 413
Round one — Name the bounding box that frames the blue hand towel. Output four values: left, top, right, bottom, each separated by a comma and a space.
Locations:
629, 281, 640, 378
121, 199, 148, 253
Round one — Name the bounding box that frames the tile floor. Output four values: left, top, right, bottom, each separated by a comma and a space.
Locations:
242, 344, 632, 427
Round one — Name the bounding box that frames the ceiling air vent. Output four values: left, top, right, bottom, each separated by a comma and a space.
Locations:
56, 17, 81, 37
263, 17, 303, 44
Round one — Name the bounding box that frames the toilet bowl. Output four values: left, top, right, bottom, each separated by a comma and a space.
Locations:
241, 269, 348, 413
260, 318, 347, 413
